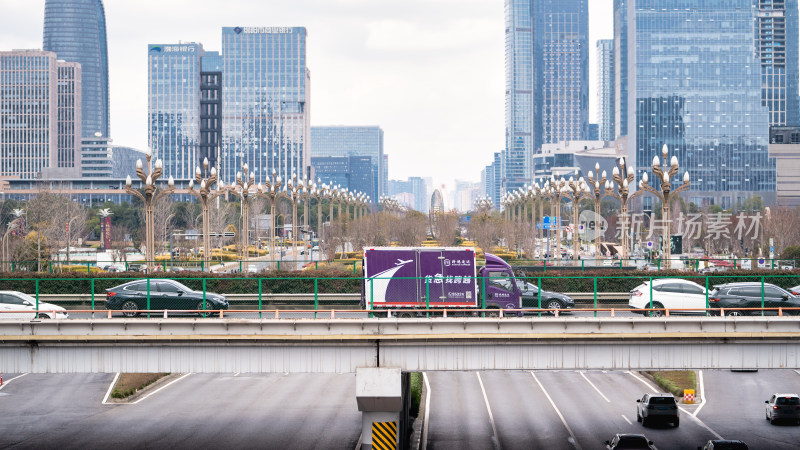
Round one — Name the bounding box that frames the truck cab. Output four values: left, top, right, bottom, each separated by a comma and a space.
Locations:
478, 253, 523, 311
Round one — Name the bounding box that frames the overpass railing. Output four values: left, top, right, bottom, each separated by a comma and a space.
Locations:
0, 273, 799, 319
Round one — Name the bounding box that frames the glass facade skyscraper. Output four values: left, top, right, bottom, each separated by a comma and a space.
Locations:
0, 50, 82, 180
148, 43, 204, 180
310, 126, 384, 202
504, 0, 534, 193
43, 0, 110, 139
755, 0, 799, 127
616, 0, 776, 207
504, 0, 589, 193
597, 39, 615, 142
221, 27, 310, 185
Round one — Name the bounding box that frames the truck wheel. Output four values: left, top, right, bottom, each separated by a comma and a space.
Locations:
397, 311, 415, 319
485, 307, 501, 317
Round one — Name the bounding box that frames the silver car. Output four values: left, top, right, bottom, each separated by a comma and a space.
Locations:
637, 393, 679, 427
765, 393, 800, 424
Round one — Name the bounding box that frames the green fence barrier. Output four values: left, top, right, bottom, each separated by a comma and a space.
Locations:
2, 272, 800, 319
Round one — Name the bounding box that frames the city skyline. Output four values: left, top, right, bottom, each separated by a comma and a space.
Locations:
0, 0, 615, 190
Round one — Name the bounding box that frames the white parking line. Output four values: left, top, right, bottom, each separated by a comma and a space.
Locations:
102, 373, 121, 404
531, 372, 582, 450
693, 370, 707, 417
0, 373, 28, 391
102, 373, 193, 405
626, 371, 723, 440
579, 371, 610, 403
476, 372, 500, 450
132, 373, 192, 404
621, 414, 632, 425
421, 372, 431, 450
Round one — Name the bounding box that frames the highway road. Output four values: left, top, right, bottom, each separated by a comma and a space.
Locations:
425, 370, 800, 450
0, 373, 361, 450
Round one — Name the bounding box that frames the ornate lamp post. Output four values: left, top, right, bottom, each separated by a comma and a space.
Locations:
474, 195, 493, 212
603, 158, 645, 262
256, 170, 283, 269
567, 173, 593, 263
637, 144, 691, 269
586, 163, 608, 258
125, 150, 175, 263
230, 164, 256, 260
186, 158, 227, 271
2, 216, 23, 272
542, 177, 568, 262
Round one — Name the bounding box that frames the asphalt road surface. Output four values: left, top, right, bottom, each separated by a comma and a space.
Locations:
0, 373, 360, 450
425, 369, 800, 450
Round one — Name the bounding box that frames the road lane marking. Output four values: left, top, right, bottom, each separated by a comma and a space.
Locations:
794, 369, 800, 377
580, 371, 610, 403
530, 372, 582, 450
233, 372, 240, 377
621, 414, 632, 425
0, 372, 28, 392
132, 373, 193, 404
476, 372, 501, 450
626, 371, 722, 440
693, 370, 707, 417
421, 372, 431, 450
102, 372, 121, 404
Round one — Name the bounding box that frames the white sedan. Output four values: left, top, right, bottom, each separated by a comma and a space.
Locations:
629, 279, 707, 317
0, 290, 69, 319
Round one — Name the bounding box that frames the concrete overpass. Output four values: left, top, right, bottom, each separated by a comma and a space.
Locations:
1, 317, 799, 373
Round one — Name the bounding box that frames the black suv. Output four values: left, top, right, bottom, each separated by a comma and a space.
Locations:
709, 282, 799, 316
637, 393, 679, 427
105, 279, 229, 317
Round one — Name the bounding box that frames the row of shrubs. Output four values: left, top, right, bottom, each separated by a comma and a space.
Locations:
0, 268, 797, 295
0, 269, 362, 295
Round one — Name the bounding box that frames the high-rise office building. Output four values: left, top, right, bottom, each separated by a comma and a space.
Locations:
221, 27, 310, 185
597, 39, 615, 141
0, 50, 82, 179
755, 0, 799, 127
148, 43, 204, 180
43, 0, 110, 139
504, 0, 589, 193
310, 126, 384, 202
615, 0, 775, 207
311, 155, 374, 198
200, 51, 222, 169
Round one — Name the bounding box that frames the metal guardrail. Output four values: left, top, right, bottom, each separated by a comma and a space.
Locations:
2, 306, 799, 319
34, 292, 632, 308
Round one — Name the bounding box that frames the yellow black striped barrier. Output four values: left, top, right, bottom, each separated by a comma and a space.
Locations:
371, 421, 397, 450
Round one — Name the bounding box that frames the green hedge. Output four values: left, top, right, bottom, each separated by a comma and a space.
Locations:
517, 269, 800, 294
0, 269, 362, 295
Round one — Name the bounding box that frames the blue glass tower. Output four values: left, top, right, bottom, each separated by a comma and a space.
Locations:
147, 43, 204, 181
221, 27, 310, 185
43, 0, 110, 139
310, 126, 384, 202
616, 0, 776, 207
504, 0, 589, 193
755, 0, 799, 127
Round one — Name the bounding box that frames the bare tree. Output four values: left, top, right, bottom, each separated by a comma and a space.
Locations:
467, 212, 501, 254
395, 210, 428, 246
764, 206, 800, 256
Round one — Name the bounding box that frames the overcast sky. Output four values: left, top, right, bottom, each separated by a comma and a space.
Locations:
0, 0, 613, 190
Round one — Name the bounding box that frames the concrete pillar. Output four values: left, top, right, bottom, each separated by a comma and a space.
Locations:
356, 367, 402, 450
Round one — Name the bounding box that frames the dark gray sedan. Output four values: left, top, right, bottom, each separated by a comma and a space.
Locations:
105, 279, 228, 317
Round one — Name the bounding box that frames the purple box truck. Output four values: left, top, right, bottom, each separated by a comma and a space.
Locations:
362, 247, 523, 314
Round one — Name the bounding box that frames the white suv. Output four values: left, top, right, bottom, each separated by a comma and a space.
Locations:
629, 279, 707, 317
